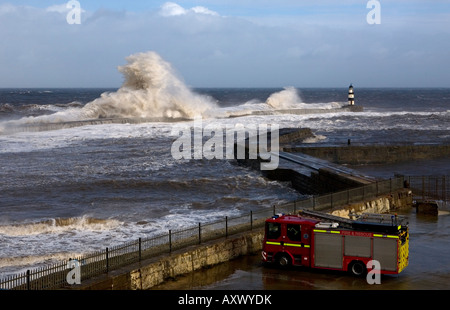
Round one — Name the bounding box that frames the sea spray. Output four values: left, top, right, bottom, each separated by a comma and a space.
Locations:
266, 86, 303, 109
83, 52, 218, 119
265, 87, 344, 110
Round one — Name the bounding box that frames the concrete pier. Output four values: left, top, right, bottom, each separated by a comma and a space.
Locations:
2, 104, 362, 135
237, 129, 450, 195
237, 129, 378, 195
1, 117, 190, 134
284, 144, 450, 165
259, 152, 375, 195
248, 105, 363, 116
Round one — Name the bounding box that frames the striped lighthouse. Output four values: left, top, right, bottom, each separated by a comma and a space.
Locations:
348, 84, 355, 105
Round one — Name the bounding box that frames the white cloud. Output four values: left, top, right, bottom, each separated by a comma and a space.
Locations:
46, 4, 70, 13
191, 6, 219, 16
159, 2, 219, 17
160, 2, 186, 16
0, 2, 448, 88
0, 3, 17, 14
46, 2, 86, 14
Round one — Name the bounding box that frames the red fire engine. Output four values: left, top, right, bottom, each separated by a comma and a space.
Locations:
261, 210, 409, 276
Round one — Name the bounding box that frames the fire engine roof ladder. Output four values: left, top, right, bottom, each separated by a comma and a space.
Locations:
299, 210, 354, 229
299, 209, 408, 233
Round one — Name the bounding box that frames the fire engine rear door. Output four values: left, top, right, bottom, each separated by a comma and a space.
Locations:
373, 236, 398, 272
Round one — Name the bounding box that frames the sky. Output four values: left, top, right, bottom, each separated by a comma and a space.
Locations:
0, 1, 449, 88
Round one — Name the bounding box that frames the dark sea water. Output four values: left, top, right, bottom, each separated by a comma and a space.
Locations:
0, 86, 449, 280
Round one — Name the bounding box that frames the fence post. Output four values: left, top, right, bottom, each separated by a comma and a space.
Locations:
435, 178, 438, 197
106, 247, 109, 273
225, 216, 228, 238
422, 176, 425, 200
138, 238, 142, 262
443, 176, 447, 202
26, 270, 30, 290
169, 230, 172, 253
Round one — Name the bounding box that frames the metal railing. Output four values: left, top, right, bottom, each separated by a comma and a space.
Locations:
406, 175, 449, 209
0, 176, 405, 290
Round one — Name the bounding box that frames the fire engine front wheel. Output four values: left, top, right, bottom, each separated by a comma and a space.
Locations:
349, 261, 367, 277
275, 253, 292, 267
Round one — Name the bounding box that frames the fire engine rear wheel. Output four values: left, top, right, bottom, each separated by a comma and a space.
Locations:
349, 261, 367, 277
276, 253, 291, 267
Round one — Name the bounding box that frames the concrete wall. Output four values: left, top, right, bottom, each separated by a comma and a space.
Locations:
285, 145, 450, 165
74, 230, 264, 290
330, 188, 413, 218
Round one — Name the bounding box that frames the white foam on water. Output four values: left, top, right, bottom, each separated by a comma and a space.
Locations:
0, 203, 249, 278
266, 87, 344, 110
0, 216, 122, 237
1, 107, 448, 154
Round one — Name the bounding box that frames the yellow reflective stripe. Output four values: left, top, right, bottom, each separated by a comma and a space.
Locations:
398, 225, 401, 231
314, 229, 341, 234
374, 234, 399, 239
266, 241, 281, 245
284, 243, 302, 248
267, 242, 311, 248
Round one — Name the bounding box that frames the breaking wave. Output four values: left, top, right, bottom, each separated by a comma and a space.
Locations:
265, 86, 344, 110
266, 86, 304, 109
83, 52, 218, 119
0, 216, 121, 237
